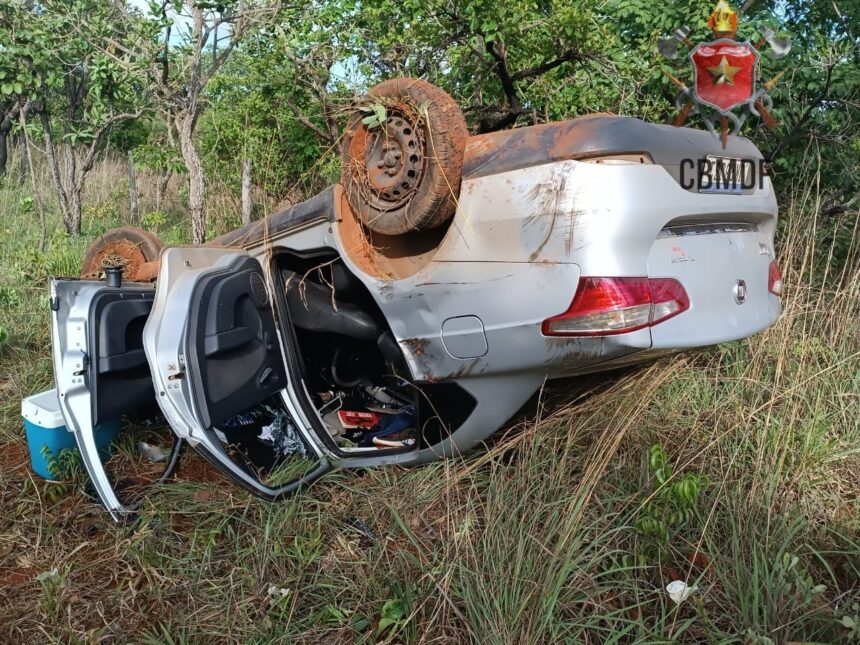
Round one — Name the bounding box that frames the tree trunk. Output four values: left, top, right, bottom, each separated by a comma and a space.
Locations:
179, 116, 206, 245
127, 150, 139, 225
241, 158, 252, 225
19, 109, 47, 251
39, 109, 69, 222
156, 170, 171, 211
62, 146, 81, 235
0, 103, 21, 179
0, 129, 7, 178
67, 188, 83, 236
19, 137, 29, 178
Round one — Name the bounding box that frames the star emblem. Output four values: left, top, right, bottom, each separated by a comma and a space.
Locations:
707, 56, 741, 85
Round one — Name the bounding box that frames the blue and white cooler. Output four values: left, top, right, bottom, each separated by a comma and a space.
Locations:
21, 388, 119, 480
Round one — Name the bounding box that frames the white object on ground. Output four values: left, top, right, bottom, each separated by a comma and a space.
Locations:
267, 584, 291, 598
137, 441, 167, 463
666, 580, 698, 605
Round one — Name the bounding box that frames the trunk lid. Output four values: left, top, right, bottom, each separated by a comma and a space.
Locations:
647, 221, 781, 348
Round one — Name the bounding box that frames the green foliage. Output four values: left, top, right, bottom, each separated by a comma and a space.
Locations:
133, 143, 185, 175
140, 210, 169, 233
40, 446, 84, 481
287, 527, 324, 567
35, 566, 67, 618
0, 0, 54, 99
376, 597, 408, 637
18, 195, 34, 214
714, 512, 833, 642
39, 445, 85, 503
359, 103, 388, 129
635, 443, 708, 558
5, 1, 148, 133
197, 39, 338, 201
0, 285, 20, 309
16, 230, 84, 281
837, 601, 860, 641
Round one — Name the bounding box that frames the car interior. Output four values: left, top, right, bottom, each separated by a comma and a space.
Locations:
272, 249, 475, 455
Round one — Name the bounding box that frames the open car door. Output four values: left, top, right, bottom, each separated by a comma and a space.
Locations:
50, 277, 158, 521
142, 247, 332, 500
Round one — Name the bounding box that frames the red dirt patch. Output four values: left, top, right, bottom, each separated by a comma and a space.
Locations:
0, 566, 38, 587
0, 442, 30, 473
176, 452, 225, 486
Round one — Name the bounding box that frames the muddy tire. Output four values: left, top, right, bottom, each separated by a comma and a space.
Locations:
341, 78, 468, 236
81, 226, 164, 279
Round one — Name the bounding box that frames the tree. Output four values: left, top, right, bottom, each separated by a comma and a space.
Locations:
288, 0, 618, 133
197, 28, 344, 207
195, 0, 621, 208
130, 0, 278, 245
3, 1, 149, 235
0, 101, 28, 178
0, 0, 50, 178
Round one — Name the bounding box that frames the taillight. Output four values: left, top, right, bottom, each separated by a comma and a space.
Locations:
768, 261, 783, 296
542, 277, 689, 336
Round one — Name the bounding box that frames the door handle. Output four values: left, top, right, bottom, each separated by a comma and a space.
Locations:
258, 366, 276, 386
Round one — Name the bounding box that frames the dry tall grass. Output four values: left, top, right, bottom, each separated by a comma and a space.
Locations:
1, 142, 271, 244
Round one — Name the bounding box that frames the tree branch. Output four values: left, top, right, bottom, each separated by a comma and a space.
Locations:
511, 49, 585, 81
0, 102, 22, 134
78, 109, 144, 187
282, 44, 341, 143
485, 39, 521, 112
474, 105, 523, 133
768, 61, 835, 161
283, 96, 335, 144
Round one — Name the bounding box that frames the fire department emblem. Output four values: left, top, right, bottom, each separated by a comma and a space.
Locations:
691, 40, 757, 113
658, 1, 791, 147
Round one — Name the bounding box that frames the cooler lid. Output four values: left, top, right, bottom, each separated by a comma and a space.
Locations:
21, 388, 66, 428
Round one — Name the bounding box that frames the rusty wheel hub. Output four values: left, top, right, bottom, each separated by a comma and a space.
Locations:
352, 108, 425, 211
83, 239, 148, 278
81, 227, 164, 282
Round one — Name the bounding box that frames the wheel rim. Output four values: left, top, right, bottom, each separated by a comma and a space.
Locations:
347, 106, 426, 213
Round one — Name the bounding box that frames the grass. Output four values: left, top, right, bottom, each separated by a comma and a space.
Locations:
0, 150, 858, 643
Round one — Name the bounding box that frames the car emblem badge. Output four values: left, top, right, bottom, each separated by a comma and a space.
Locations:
734, 279, 747, 304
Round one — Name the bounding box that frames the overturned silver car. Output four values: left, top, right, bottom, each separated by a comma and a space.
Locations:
50, 79, 782, 520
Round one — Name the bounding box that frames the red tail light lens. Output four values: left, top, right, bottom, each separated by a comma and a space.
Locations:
768, 261, 783, 296
542, 277, 689, 336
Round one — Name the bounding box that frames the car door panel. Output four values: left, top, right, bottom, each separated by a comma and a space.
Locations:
50, 279, 156, 521
143, 247, 331, 500
90, 292, 157, 425
185, 256, 286, 427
